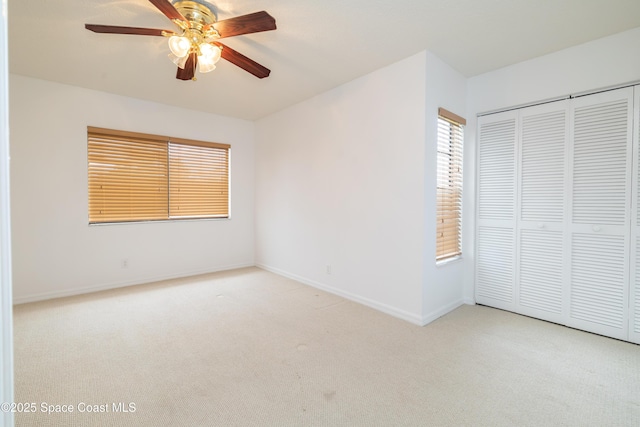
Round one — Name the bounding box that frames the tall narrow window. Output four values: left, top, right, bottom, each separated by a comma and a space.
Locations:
88, 127, 230, 224
436, 108, 465, 261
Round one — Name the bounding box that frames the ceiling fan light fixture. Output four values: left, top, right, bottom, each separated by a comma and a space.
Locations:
85, 1, 276, 80
168, 35, 191, 57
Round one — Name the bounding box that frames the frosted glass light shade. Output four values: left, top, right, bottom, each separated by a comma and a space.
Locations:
168, 53, 188, 69
199, 43, 221, 63
198, 57, 216, 73
168, 36, 191, 57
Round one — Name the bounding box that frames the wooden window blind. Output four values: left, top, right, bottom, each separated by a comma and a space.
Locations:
169, 142, 229, 218
436, 108, 465, 261
88, 127, 230, 224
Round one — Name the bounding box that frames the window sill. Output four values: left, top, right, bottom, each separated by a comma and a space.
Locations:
89, 217, 231, 226
436, 255, 462, 267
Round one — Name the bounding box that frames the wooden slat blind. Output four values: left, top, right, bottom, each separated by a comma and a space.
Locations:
436, 109, 464, 261
169, 142, 229, 218
88, 127, 230, 223
88, 135, 168, 223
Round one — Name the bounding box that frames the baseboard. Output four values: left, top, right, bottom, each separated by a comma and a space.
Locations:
256, 263, 425, 326
13, 262, 254, 305
420, 299, 466, 326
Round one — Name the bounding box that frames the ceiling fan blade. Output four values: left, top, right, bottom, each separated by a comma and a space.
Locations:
213, 11, 276, 39
85, 24, 174, 37
176, 53, 197, 81
215, 43, 271, 79
148, 0, 187, 22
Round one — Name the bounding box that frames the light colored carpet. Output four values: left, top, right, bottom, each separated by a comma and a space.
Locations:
12, 267, 640, 426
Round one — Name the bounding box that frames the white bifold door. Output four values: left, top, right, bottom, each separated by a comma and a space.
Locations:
476, 86, 639, 344
567, 89, 633, 340
476, 110, 517, 311
517, 102, 569, 325
631, 88, 640, 345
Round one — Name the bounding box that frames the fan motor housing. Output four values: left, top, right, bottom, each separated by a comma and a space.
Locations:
174, 1, 217, 30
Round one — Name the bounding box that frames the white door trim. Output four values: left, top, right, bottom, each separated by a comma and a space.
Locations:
0, 0, 15, 425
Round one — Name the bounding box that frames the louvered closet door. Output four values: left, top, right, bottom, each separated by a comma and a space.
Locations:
476, 111, 517, 310
516, 102, 568, 324
567, 87, 633, 341
630, 86, 640, 345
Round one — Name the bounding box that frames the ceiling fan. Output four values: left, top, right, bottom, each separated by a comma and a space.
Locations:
85, 0, 276, 80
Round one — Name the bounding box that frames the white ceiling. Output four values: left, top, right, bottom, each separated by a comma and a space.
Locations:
8, 0, 640, 120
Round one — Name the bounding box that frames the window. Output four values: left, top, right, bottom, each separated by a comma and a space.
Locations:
436, 108, 465, 261
88, 127, 229, 224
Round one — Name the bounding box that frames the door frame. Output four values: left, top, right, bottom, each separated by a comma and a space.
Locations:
0, 0, 15, 425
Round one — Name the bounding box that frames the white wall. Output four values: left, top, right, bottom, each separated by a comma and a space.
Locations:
255, 52, 427, 324
469, 27, 640, 116
10, 75, 255, 303
422, 52, 468, 323
255, 51, 468, 325
464, 27, 640, 301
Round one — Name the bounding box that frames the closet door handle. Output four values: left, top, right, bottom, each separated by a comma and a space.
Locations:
592, 225, 601, 232
537, 223, 545, 229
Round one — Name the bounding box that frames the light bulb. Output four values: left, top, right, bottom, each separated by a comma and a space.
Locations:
168, 53, 188, 69
168, 36, 191, 58
199, 43, 221, 64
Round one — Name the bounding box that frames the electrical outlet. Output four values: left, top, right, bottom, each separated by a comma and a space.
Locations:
121, 259, 129, 269
326, 265, 331, 275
